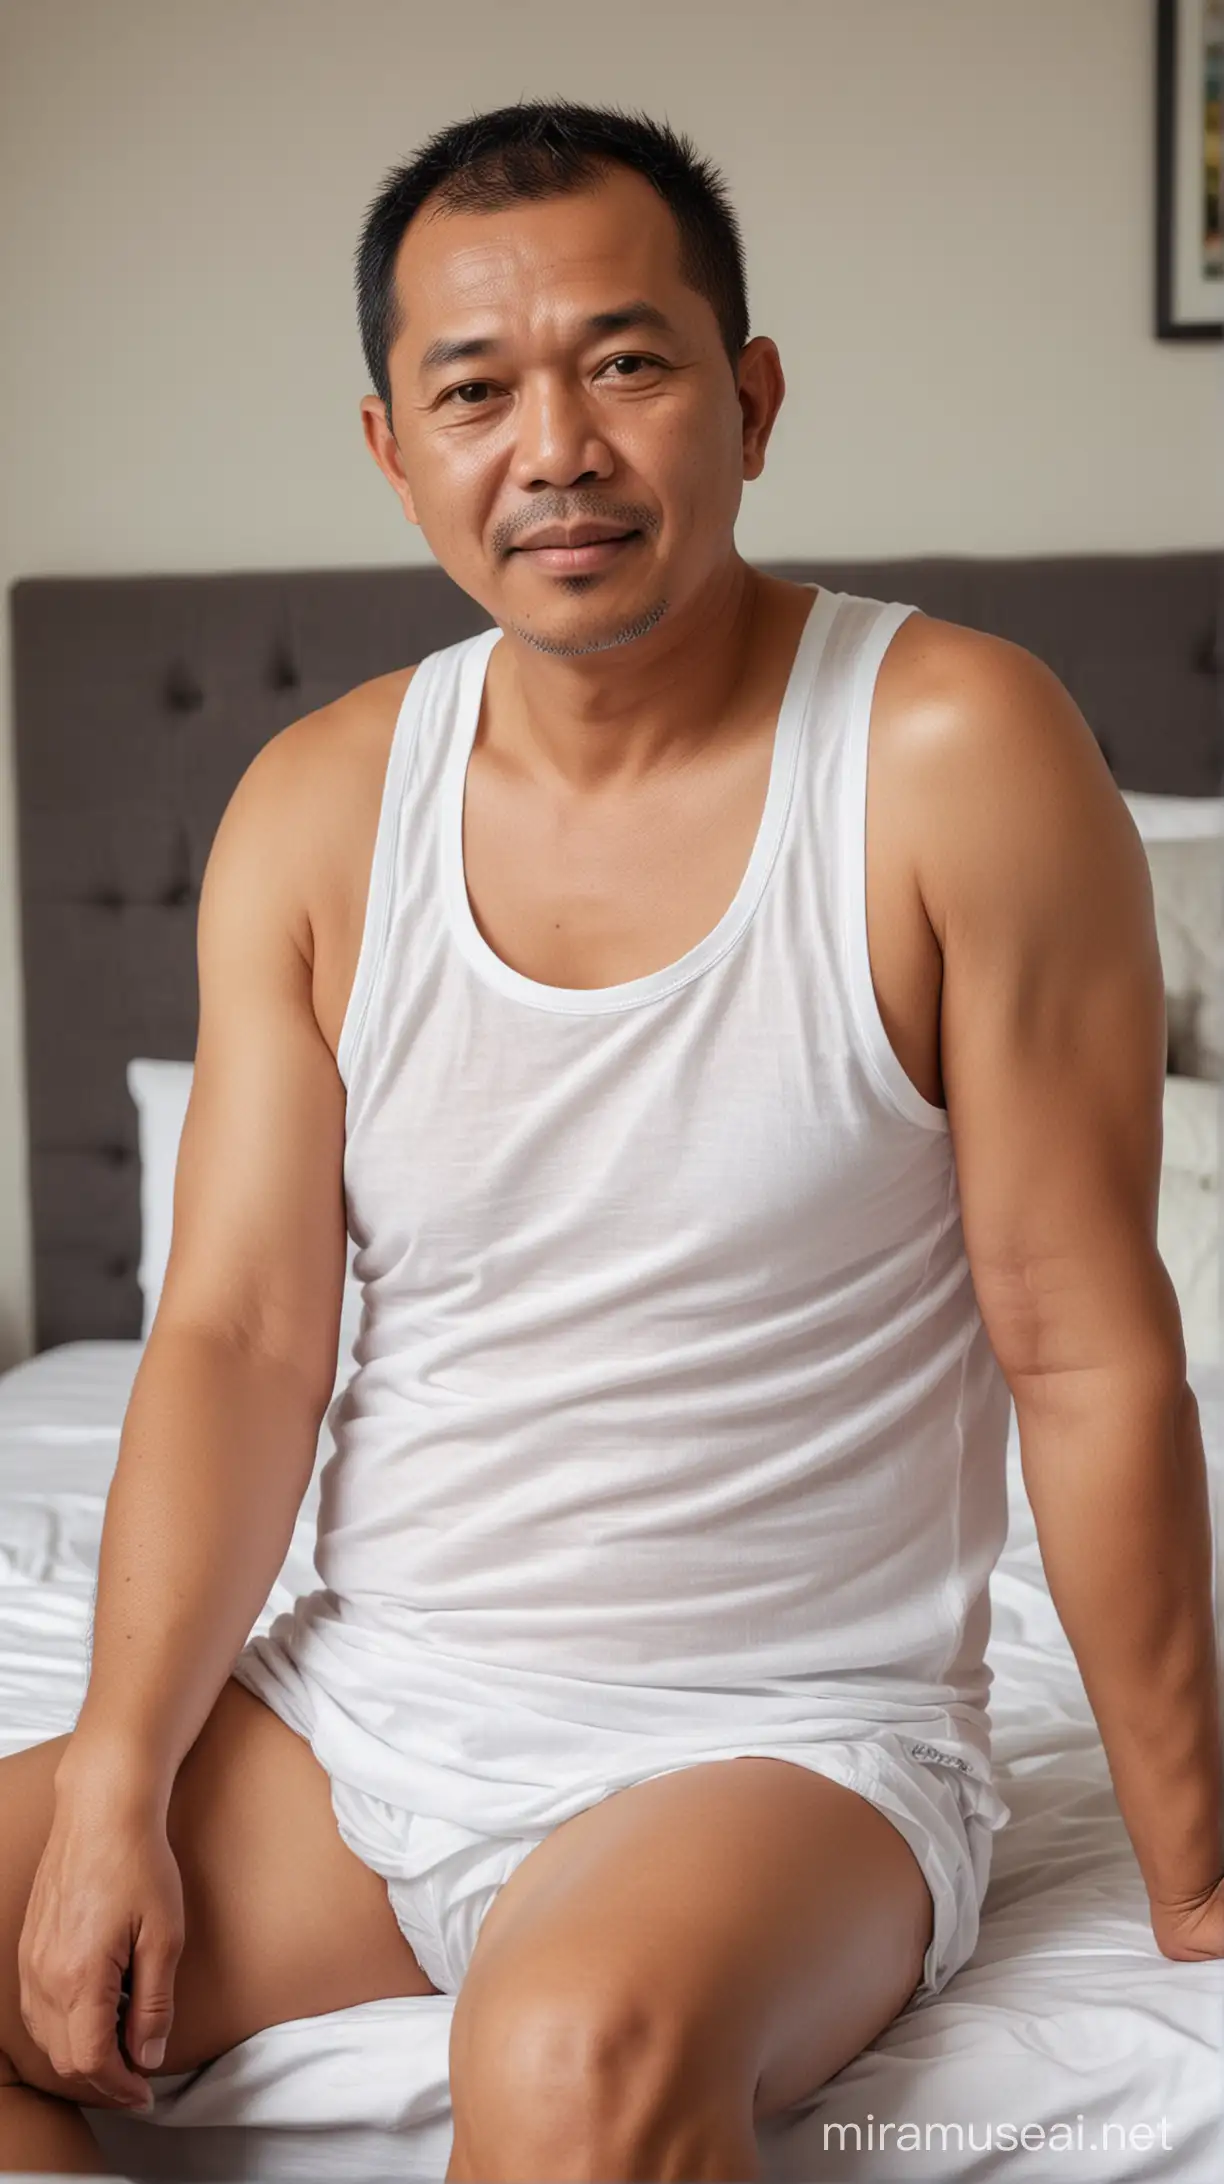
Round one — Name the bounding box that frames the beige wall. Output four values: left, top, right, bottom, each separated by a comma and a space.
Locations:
0, 0, 1220, 1363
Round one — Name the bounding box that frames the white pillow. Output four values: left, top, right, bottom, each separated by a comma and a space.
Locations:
1122, 793, 1224, 842
125, 1059, 192, 1340
125, 1058, 363, 1376
1158, 1076, 1221, 1368
1122, 794, 1223, 1080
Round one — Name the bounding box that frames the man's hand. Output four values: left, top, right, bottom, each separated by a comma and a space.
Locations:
1150, 1873, 1224, 1963
17, 1769, 185, 2109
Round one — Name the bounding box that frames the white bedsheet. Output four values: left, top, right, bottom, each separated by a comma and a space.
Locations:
1, 1341, 1221, 2182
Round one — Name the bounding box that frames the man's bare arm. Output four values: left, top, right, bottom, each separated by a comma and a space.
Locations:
54, 711, 351, 1816
898, 619, 1223, 1933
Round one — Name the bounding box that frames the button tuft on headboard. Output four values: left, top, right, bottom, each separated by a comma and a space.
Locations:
269, 648, 300, 691
163, 880, 193, 906
165, 667, 204, 711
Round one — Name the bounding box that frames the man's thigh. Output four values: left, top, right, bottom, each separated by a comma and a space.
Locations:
0, 1674, 439, 2109
450, 1754, 935, 2130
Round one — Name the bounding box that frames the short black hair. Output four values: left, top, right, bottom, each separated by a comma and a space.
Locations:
354, 99, 751, 422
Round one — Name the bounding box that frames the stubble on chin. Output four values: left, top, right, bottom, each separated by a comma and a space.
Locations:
501, 593, 670, 658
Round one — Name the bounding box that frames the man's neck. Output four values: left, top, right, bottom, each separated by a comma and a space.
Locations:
485, 558, 785, 798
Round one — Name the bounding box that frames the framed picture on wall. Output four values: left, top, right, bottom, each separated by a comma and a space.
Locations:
1157, 0, 1223, 335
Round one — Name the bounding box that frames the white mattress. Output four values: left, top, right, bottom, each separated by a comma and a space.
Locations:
1, 1340, 1221, 2183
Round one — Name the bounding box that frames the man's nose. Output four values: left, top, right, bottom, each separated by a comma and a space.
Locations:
511, 376, 614, 492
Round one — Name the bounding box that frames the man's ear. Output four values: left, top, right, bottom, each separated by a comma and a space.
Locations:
735, 336, 785, 483
359, 394, 420, 526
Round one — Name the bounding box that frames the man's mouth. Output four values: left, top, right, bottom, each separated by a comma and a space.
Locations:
512, 531, 641, 573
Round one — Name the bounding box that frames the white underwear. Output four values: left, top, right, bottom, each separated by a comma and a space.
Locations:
231, 1639, 996, 2007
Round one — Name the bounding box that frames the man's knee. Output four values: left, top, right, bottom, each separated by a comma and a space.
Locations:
449, 1960, 733, 2169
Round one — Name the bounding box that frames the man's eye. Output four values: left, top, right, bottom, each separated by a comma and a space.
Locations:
442, 356, 659, 408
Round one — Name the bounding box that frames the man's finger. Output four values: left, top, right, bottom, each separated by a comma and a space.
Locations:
66, 1996, 153, 2107
123, 1923, 181, 2074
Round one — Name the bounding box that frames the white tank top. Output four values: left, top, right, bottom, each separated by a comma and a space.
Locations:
270, 586, 1015, 1836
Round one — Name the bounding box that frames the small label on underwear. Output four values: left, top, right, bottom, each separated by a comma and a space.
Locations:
908, 1740, 973, 1773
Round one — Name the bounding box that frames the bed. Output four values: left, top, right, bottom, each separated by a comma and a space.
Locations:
7, 551, 1224, 2180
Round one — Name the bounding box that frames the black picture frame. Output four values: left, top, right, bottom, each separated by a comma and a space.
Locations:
1156, 0, 1224, 337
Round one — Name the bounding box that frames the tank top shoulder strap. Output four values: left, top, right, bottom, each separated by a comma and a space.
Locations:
335, 628, 492, 1090
793, 590, 945, 1132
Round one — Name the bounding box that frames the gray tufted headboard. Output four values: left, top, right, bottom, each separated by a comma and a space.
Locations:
10, 549, 1224, 1353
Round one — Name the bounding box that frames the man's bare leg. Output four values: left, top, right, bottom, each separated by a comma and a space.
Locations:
0, 2041, 104, 2175
445, 1755, 935, 2183
0, 1676, 440, 2175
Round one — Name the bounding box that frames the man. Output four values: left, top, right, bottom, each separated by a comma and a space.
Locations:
1, 98, 1221, 2184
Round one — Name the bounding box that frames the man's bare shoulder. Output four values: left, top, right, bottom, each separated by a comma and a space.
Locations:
221, 666, 420, 964
875, 608, 1076, 732
873, 611, 1140, 950
240, 664, 419, 797
285, 663, 420, 758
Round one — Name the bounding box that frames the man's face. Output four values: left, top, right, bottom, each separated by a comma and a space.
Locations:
360, 163, 782, 656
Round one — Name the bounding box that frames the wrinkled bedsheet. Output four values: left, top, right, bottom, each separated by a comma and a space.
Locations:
1, 1342, 1220, 2182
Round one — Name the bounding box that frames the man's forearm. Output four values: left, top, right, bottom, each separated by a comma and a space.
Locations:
1014, 1369, 1223, 1903
54, 1323, 323, 1817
